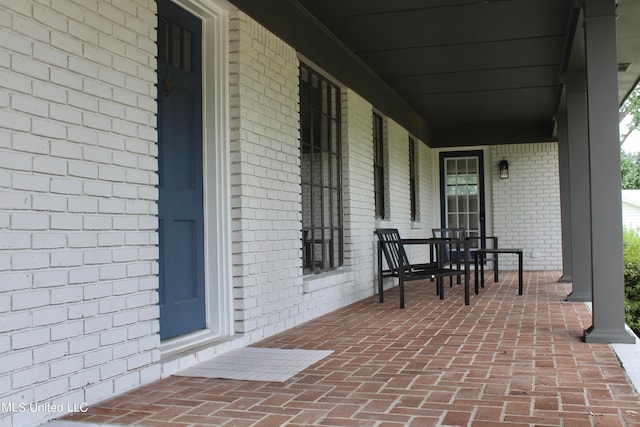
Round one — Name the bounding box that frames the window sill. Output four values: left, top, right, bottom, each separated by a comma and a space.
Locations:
303, 268, 353, 294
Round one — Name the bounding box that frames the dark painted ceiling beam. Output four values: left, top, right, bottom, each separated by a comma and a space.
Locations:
431, 122, 556, 147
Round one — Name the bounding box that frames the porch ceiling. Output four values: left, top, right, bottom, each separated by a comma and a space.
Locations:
230, 0, 640, 147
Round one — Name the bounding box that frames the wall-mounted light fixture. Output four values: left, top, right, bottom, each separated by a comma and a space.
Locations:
499, 159, 509, 179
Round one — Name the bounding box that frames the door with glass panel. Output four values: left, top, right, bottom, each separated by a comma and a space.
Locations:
439, 151, 486, 248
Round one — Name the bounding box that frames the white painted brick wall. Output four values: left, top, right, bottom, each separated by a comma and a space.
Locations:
228, 11, 305, 340
0, 1, 160, 426
375, 116, 435, 276
338, 90, 376, 297
418, 141, 436, 229
491, 143, 562, 270
387, 119, 411, 224
228, 13, 431, 341
383, 120, 437, 235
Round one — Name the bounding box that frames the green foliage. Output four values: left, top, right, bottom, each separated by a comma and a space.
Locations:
621, 84, 640, 145
621, 85, 640, 128
623, 227, 640, 337
622, 85, 640, 128
621, 151, 640, 189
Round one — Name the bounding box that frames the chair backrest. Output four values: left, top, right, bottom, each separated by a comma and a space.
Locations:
375, 228, 409, 274
432, 228, 467, 241
432, 228, 470, 264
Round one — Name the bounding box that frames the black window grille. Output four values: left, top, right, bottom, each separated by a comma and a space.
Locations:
373, 113, 385, 218
409, 137, 417, 222
300, 64, 343, 274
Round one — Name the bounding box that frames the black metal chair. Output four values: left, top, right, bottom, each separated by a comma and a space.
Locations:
432, 228, 499, 284
375, 228, 468, 308
431, 228, 467, 284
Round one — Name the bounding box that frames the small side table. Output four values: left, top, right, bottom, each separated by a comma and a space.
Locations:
474, 248, 523, 296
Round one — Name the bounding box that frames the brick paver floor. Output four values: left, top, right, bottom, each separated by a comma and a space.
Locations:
62, 271, 640, 426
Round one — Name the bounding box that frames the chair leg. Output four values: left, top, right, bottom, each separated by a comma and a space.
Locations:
480, 253, 485, 289
464, 273, 470, 305
474, 254, 479, 294
378, 243, 384, 303
399, 278, 405, 309
518, 252, 523, 295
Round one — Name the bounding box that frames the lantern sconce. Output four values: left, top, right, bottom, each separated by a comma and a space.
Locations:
499, 159, 509, 179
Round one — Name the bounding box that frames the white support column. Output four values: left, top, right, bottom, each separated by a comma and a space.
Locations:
583, 0, 634, 343
564, 73, 592, 302
556, 107, 573, 283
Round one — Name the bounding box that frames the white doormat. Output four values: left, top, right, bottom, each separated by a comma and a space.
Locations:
174, 347, 334, 382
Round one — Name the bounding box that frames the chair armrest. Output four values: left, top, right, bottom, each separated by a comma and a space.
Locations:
400, 238, 439, 268
400, 238, 435, 245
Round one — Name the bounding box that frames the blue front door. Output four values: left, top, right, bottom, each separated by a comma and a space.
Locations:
157, 0, 206, 340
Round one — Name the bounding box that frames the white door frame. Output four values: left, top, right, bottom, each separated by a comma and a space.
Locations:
160, 0, 234, 353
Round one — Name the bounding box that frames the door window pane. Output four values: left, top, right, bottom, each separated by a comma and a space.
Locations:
442, 155, 482, 240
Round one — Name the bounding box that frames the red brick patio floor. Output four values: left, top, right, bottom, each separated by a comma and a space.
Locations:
63, 271, 640, 426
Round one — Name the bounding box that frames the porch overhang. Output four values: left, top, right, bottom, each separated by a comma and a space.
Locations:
229, 0, 640, 148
